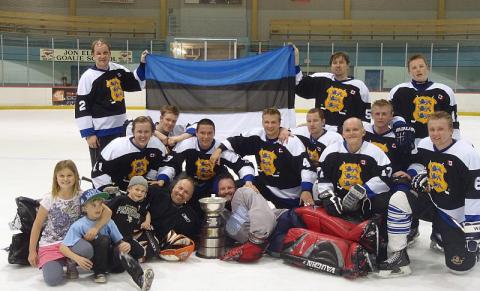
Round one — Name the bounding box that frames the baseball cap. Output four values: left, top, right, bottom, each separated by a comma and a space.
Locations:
128, 176, 148, 189
80, 188, 109, 206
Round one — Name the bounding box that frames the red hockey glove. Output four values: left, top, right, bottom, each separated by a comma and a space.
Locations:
221, 242, 264, 263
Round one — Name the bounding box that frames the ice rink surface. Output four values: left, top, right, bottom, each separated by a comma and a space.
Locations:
1, 109, 479, 291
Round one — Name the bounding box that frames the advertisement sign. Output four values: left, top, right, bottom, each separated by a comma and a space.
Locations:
52, 87, 77, 106
40, 49, 132, 63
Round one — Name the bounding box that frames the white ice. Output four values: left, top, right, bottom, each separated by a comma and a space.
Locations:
0, 110, 479, 291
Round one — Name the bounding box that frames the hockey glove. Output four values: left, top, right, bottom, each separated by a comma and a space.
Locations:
318, 190, 343, 217
221, 241, 265, 263
411, 170, 429, 195
393, 121, 415, 152
342, 184, 367, 212
464, 221, 480, 253
159, 230, 195, 261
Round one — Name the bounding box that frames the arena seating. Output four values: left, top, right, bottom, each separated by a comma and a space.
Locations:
270, 18, 480, 40
0, 10, 156, 38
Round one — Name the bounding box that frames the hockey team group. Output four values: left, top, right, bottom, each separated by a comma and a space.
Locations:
21, 39, 480, 290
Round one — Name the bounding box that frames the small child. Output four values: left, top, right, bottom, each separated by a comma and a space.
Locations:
28, 160, 111, 286
60, 189, 154, 290
108, 176, 152, 262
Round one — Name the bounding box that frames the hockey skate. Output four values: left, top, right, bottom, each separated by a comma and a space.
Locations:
407, 227, 420, 247
430, 232, 444, 253
376, 248, 411, 278
119, 252, 155, 291
358, 220, 379, 256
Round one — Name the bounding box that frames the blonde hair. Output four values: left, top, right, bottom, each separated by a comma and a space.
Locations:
428, 111, 453, 130
51, 160, 80, 197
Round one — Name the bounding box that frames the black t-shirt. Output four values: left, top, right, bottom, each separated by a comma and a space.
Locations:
107, 195, 149, 240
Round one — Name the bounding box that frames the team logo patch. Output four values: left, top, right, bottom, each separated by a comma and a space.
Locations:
428, 162, 448, 193
438, 94, 444, 100
307, 148, 320, 162
106, 77, 125, 102
412, 95, 437, 124
128, 158, 149, 179
448, 160, 453, 166
195, 158, 215, 181
324, 86, 348, 113
451, 256, 464, 265
259, 149, 277, 176
338, 162, 363, 190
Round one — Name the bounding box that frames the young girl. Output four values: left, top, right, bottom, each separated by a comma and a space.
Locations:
28, 160, 111, 286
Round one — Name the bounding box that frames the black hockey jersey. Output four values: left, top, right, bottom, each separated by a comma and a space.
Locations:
409, 138, 480, 226
92, 136, 168, 191
296, 72, 371, 130
157, 137, 255, 184
291, 126, 343, 167
107, 195, 149, 241
222, 128, 316, 200
388, 81, 459, 139
148, 187, 200, 241
75, 62, 144, 138
363, 123, 411, 172
318, 140, 392, 199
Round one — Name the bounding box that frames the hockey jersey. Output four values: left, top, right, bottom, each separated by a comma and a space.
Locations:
221, 128, 316, 200
296, 72, 371, 131
409, 138, 480, 226
75, 62, 144, 138
388, 81, 459, 139
157, 137, 255, 184
318, 140, 392, 199
292, 125, 343, 167
92, 135, 168, 191
363, 122, 412, 172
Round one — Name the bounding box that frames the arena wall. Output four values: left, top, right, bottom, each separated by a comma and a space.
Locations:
0, 87, 479, 115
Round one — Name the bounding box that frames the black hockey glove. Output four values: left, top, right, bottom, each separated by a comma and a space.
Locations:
411, 170, 429, 195
393, 121, 415, 152
318, 190, 343, 217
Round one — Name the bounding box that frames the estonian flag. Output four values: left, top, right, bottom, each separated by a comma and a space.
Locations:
145, 46, 296, 139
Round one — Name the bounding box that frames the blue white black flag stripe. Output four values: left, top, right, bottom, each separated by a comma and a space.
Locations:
145, 46, 296, 139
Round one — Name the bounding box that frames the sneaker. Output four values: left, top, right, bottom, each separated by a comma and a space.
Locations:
94, 273, 107, 284
134, 267, 154, 291
376, 248, 411, 278
65, 259, 79, 279
407, 227, 420, 247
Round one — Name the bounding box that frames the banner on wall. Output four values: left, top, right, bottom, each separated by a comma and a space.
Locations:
52, 87, 77, 106
40, 49, 132, 63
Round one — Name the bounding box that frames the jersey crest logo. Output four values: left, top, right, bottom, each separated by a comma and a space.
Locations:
324, 86, 348, 113
371, 141, 389, 153
412, 96, 437, 124
106, 77, 125, 102
338, 163, 363, 190
128, 158, 149, 179
428, 162, 448, 193
259, 149, 277, 176
195, 158, 215, 181
307, 148, 320, 162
